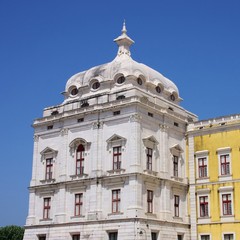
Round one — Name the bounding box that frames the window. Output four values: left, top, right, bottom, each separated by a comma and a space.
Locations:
92, 81, 100, 90
112, 189, 121, 213
198, 157, 208, 178
148, 112, 153, 117
147, 190, 153, 213
117, 76, 125, 84
71, 87, 78, 96
170, 94, 176, 101
146, 148, 153, 171
155, 86, 161, 93
222, 194, 232, 215
113, 110, 121, 116
200, 235, 210, 240
173, 156, 178, 177
76, 144, 85, 175
75, 193, 83, 216
151, 232, 157, 240
109, 232, 118, 240
199, 196, 208, 217
174, 195, 179, 217
224, 234, 234, 240
116, 95, 125, 100
77, 118, 84, 122
38, 236, 46, 240
220, 154, 230, 175
137, 77, 143, 85
47, 125, 53, 130
177, 235, 183, 240
45, 158, 53, 180
113, 146, 121, 170
72, 234, 80, 240
43, 197, 51, 219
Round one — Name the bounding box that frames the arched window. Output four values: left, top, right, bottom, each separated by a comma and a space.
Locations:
76, 144, 85, 175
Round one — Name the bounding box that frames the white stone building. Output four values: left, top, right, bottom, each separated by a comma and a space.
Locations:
23, 23, 197, 240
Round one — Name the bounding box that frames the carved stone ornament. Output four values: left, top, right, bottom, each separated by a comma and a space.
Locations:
92, 121, 104, 129
129, 113, 142, 122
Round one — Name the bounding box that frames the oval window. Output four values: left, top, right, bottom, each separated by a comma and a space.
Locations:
155, 86, 161, 93
170, 94, 176, 101
117, 76, 125, 84
70, 87, 78, 96
137, 78, 143, 85
92, 81, 100, 90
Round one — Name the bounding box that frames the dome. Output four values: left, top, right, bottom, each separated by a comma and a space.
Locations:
64, 22, 180, 102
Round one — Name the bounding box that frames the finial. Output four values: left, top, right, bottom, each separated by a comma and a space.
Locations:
122, 20, 127, 34
114, 21, 134, 58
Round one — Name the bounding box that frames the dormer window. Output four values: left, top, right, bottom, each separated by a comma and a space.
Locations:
137, 77, 143, 85
170, 94, 176, 101
69, 85, 79, 97
155, 86, 161, 93
71, 88, 78, 96
92, 81, 100, 90
116, 76, 125, 84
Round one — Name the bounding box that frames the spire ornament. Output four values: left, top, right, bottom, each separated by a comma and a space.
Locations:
114, 21, 134, 57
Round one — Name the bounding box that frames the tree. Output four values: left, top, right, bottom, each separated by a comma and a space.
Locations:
0, 225, 24, 240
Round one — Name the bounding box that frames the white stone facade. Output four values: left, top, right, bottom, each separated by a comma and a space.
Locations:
23, 23, 197, 240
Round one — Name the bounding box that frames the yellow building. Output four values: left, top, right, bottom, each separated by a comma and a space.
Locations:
187, 114, 240, 240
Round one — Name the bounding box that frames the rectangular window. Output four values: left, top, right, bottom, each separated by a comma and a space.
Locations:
177, 235, 183, 240
146, 148, 153, 171
38, 236, 46, 240
199, 196, 209, 217
75, 193, 83, 216
113, 110, 121, 115
147, 190, 153, 213
174, 195, 179, 217
43, 197, 51, 219
198, 157, 208, 178
151, 232, 157, 240
220, 154, 230, 175
112, 189, 121, 213
113, 146, 122, 170
224, 234, 234, 240
45, 158, 53, 180
201, 235, 210, 240
148, 112, 153, 117
222, 194, 232, 215
109, 232, 118, 240
173, 156, 178, 177
72, 234, 80, 240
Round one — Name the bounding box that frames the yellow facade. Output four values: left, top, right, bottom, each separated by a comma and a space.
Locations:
188, 115, 240, 240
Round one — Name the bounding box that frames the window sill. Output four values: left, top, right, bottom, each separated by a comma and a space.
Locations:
196, 177, 209, 183
40, 218, 52, 222
40, 179, 55, 184
71, 215, 85, 219
173, 216, 183, 221
107, 169, 126, 175
218, 175, 232, 181
197, 216, 211, 224
171, 176, 184, 182
70, 174, 88, 180
143, 169, 158, 176
220, 215, 234, 222
145, 212, 157, 218
108, 212, 124, 216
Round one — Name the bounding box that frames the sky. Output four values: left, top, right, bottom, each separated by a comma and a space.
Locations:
0, 0, 239, 227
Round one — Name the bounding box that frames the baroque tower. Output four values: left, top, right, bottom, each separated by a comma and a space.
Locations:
24, 23, 197, 240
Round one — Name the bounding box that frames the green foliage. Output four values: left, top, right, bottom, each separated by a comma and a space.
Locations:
0, 225, 24, 240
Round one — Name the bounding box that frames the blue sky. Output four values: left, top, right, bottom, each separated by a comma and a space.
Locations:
0, 0, 239, 226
